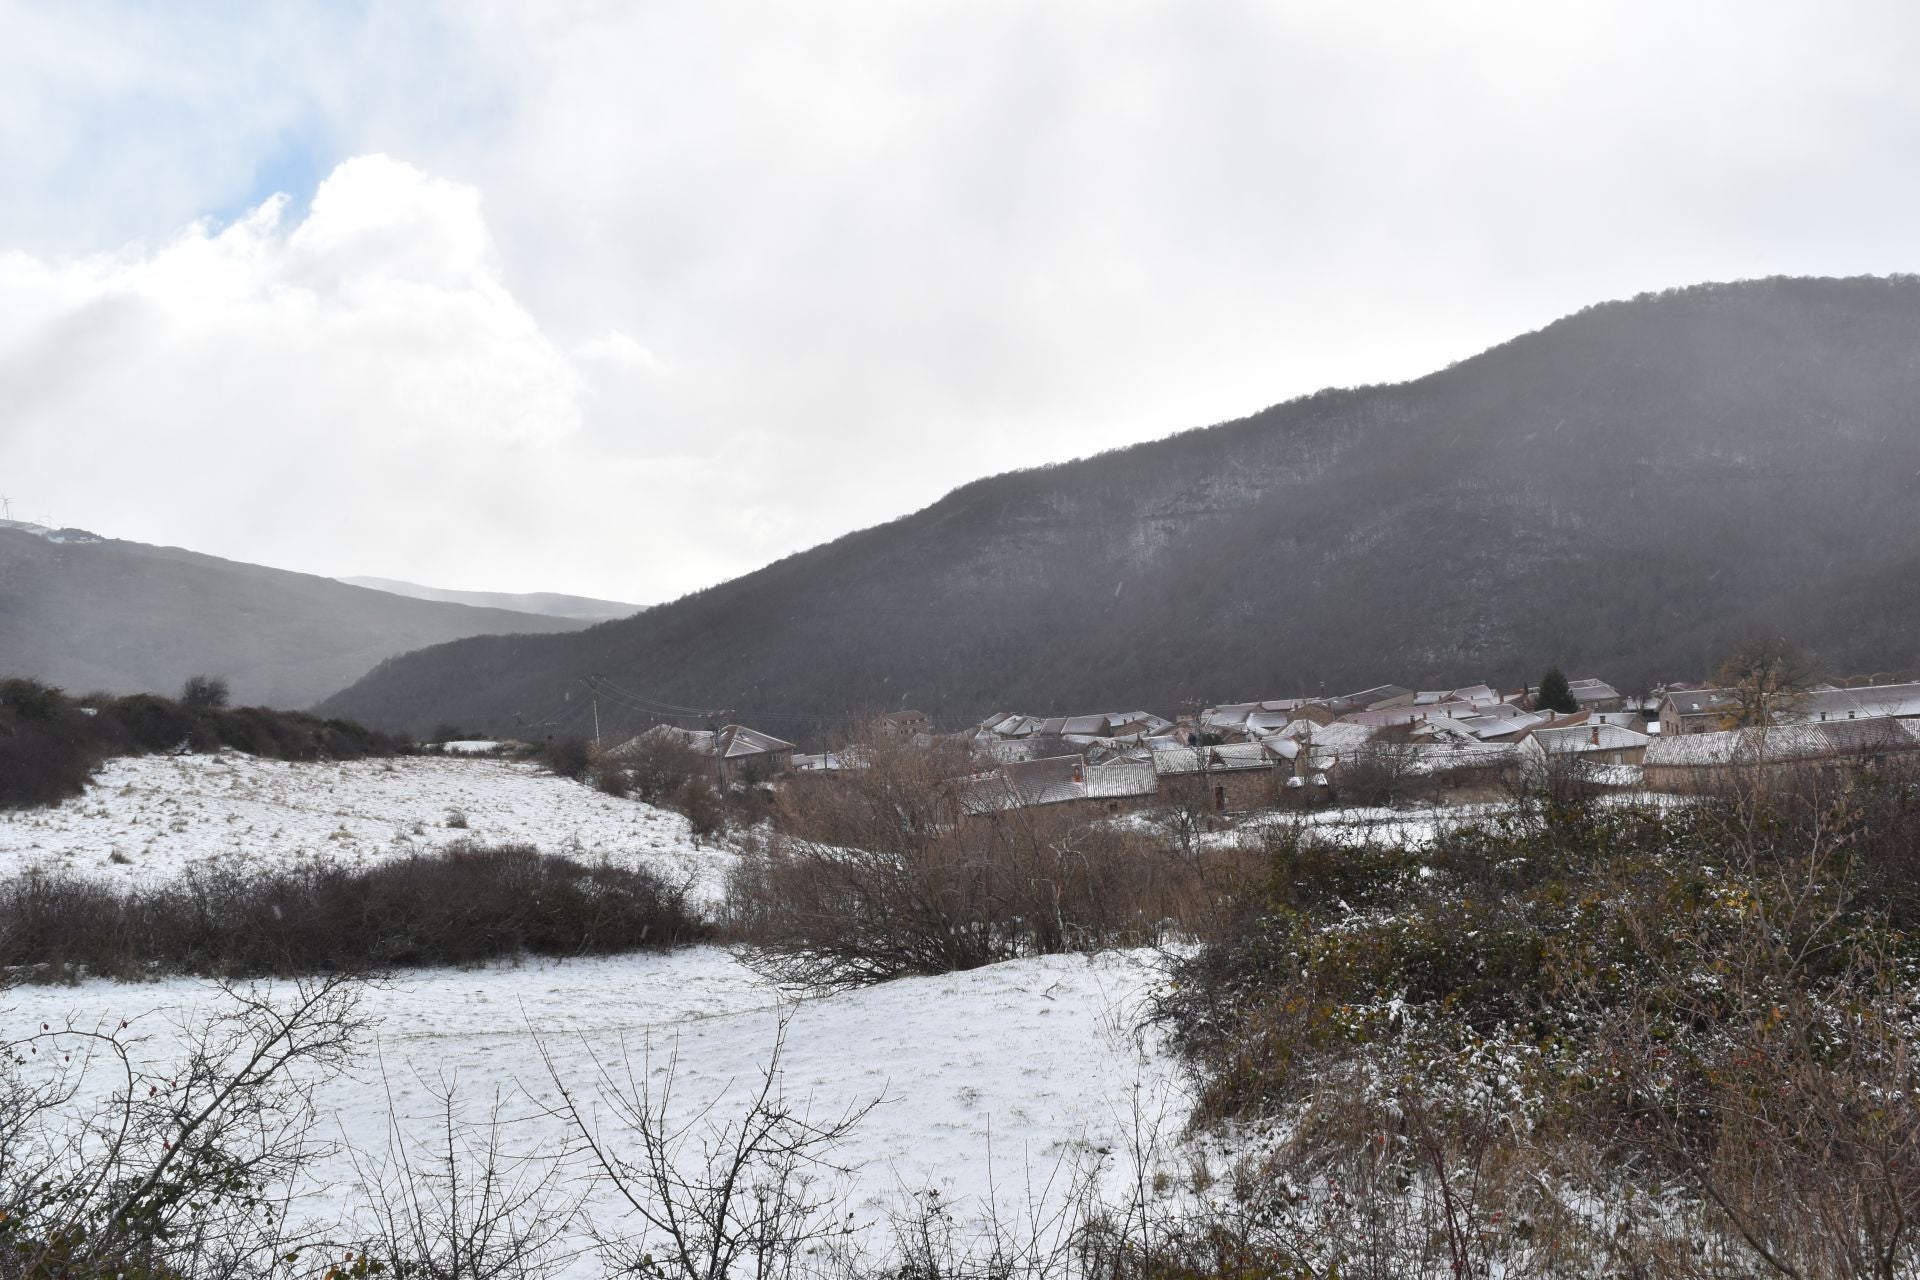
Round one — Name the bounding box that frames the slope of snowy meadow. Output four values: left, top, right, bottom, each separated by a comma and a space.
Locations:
5, 947, 1185, 1276
0, 752, 731, 900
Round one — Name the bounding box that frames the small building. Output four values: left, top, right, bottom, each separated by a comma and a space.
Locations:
873, 709, 932, 740
1002, 755, 1087, 807
710, 725, 797, 780
1152, 742, 1279, 813
1084, 759, 1158, 813
956, 752, 1159, 818
1530, 720, 1651, 766
1643, 717, 1920, 792
1659, 689, 1741, 736
612, 722, 796, 780
1793, 683, 1920, 724
1566, 678, 1626, 712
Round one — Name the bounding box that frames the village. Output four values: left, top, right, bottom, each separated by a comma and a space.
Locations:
615, 671, 1920, 818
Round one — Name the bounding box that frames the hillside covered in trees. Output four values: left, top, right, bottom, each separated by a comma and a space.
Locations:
320, 276, 1920, 737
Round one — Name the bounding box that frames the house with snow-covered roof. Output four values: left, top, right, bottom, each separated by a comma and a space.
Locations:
1643, 717, 1920, 792
1659, 688, 1741, 736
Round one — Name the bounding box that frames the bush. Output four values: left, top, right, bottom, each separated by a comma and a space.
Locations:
674, 778, 727, 838
179, 672, 230, 710
727, 739, 1222, 989
618, 734, 709, 805
541, 736, 591, 781
0, 681, 103, 808
0, 676, 411, 810
0, 845, 707, 981
1153, 762, 1920, 1276
588, 743, 633, 797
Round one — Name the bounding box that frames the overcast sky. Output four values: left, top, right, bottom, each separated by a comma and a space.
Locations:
4, 2, 1920, 603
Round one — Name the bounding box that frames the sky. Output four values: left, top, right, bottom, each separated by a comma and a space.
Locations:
4, 2, 1920, 603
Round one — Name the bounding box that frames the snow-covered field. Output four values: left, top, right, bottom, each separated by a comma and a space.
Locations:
0, 752, 1191, 1273
6, 947, 1183, 1274
0, 752, 731, 900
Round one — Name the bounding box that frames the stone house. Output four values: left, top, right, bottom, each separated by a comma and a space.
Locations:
1658, 689, 1741, 736
1151, 742, 1279, 813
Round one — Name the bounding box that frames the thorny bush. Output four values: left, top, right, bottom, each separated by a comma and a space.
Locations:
1154, 757, 1920, 1278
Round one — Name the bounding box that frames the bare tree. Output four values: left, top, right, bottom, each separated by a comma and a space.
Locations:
1337, 738, 1424, 808
1714, 635, 1819, 727
180, 674, 231, 711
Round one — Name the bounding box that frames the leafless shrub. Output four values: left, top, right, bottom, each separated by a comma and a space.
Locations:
540, 1014, 875, 1280
589, 743, 633, 798
730, 800, 1206, 992
1334, 739, 1423, 808
347, 1066, 582, 1280
617, 736, 712, 807
0, 974, 368, 1279
0, 846, 706, 982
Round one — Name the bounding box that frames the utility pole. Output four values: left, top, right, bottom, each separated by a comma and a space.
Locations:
708, 709, 734, 788
577, 675, 603, 748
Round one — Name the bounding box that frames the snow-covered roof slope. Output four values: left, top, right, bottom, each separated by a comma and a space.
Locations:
1644, 718, 1920, 767
1532, 723, 1651, 754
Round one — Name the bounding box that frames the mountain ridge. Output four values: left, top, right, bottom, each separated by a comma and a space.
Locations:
337, 576, 643, 622
315, 274, 1920, 736
0, 529, 599, 709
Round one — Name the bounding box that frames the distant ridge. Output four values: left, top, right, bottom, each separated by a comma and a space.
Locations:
318, 275, 1920, 737
339, 576, 643, 623
0, 528, 597, 709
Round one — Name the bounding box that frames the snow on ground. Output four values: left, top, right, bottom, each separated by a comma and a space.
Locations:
0, 752, 731, 900
5, 946, 1184, 1275
1224, 803, 1493, 850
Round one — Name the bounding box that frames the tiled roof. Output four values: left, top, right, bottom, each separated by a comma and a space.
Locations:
1085, 760, 1156, 799
1568, 678, 1622, 704
1344, 684, 1416, 708
716, 725, 796, 758
1796, 683, 1920, 722
1004, 755, 1086, 806
1663, 689, 1739, 717
1405, 741, 1523, 774
1152, 742, 1276, 776
1645, 719, 1920, 767
1532, 723, 1651, 754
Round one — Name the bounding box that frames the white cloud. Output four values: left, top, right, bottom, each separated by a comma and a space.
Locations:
6, 2, 1920, 602
575, 331, 660, 373
0, 154, 730, 596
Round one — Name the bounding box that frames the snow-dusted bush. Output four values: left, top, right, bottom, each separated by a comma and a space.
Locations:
0, 844, 707, 981
727, 740, 1221, 990
1155, 768, 1920, 1276
0, 676, 410, 810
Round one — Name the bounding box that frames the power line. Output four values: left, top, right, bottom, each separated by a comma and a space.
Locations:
587, 674, 728, 719
580, 673, 844, 730
583, 679, 721, 722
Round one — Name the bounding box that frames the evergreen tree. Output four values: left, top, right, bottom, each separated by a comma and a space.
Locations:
1536, 666, 1578, 714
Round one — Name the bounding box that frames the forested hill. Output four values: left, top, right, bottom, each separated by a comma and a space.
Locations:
319, 276, 1920, 737
0, 529, 592, 709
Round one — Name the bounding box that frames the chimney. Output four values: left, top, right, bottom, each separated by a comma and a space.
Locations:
1589, 726, 1600, 746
